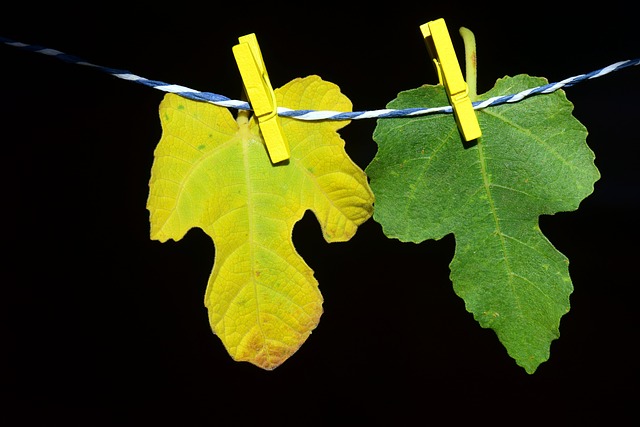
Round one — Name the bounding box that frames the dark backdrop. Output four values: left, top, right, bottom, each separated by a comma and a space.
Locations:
1, 4, 637, 425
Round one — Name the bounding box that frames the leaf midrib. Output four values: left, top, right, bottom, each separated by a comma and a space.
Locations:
476, 138, 522, 314
241, 127, 269, 357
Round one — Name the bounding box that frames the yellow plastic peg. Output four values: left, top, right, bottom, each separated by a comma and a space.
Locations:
420, 19, 482, 141
233, 33, 290, 163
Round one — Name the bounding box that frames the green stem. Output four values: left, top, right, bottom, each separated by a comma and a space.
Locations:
459, 27, 478, 101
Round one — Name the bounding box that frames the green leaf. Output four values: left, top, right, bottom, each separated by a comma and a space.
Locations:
365, 75, 600, 373
147, 76, 374, 370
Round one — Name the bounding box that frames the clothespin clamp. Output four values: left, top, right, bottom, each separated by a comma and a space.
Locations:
420, 18, 481, 141
233, 33, 290, 163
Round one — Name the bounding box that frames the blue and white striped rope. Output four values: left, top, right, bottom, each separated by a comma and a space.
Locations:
2, 36, 639, 121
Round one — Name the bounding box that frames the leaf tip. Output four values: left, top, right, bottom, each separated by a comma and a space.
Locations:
232, 330, 303, 371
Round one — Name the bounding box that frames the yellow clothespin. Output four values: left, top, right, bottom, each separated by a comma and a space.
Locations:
233, 33, 290, 163
420, 18, 481, 141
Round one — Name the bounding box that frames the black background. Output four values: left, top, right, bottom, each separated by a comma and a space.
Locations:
1, 3, 638, 426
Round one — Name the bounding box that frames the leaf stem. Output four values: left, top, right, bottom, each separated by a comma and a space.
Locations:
237, 109, 250, 125
238, 87, 250, 125
459, 27, 477, 101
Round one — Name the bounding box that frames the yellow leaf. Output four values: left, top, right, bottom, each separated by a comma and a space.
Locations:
147, 76, 374, 369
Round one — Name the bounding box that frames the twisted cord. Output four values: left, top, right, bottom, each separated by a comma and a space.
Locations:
2, 36, 638, 120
